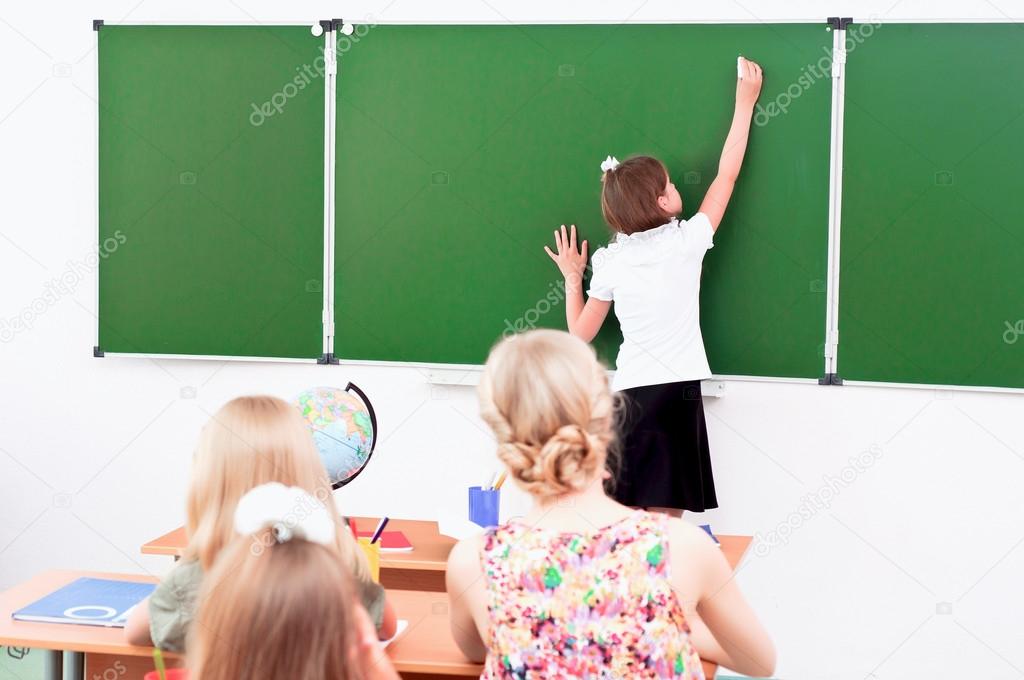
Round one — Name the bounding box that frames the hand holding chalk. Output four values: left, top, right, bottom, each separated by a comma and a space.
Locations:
736, 56, 764, 109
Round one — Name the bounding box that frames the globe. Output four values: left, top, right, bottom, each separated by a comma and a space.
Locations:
294, 384, 377, 488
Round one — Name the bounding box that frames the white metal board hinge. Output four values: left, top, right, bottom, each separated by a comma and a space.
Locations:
323, 307, 335, 337
824, 330, 839, 359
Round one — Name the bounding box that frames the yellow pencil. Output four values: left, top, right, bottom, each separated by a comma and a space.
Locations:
493, 471, 508, 490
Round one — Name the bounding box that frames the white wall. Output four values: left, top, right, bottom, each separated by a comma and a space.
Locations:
2, 1, 1024, 678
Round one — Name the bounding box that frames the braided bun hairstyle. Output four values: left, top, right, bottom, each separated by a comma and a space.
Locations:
478, 330, 618, 500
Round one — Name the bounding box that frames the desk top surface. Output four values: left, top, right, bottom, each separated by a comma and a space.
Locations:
4, 529, 751, 677
0, 571, 477, 674
141, 517, 456, 571
142, 519, 752, 575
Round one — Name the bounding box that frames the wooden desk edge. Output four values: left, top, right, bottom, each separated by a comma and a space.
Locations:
142, 527, 751, 565
140, 522, 453, 571
0, 571, 180, 658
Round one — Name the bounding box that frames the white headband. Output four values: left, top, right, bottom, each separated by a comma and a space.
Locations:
234, 482, 335, 545
600, 155, 620, 173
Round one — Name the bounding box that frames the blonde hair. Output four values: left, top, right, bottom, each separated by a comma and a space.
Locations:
188, 529, 359, 680
185, 395, 367, 580
478, 330, 617, 500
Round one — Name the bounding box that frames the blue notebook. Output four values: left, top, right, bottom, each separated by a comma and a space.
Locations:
12, 578, 156, 627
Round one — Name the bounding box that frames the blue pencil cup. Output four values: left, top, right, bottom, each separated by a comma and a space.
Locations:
468, 486, 501, 528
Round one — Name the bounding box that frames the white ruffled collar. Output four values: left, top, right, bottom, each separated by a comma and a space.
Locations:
614, 218, 678, 243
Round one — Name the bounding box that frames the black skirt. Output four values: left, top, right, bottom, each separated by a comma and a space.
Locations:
608, 380, 718, 512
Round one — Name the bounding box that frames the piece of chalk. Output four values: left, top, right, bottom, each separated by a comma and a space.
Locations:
737, 56, 744, 79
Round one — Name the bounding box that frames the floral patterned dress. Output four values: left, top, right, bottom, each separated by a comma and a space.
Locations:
480, 510, 705, 680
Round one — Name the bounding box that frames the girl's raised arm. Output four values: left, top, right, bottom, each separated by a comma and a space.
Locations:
699, 57, 764, 232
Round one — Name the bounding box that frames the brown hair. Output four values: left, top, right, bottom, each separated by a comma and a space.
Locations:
600, 155, 672, 235
478, 330, 618, 500
188, 529, 359, 680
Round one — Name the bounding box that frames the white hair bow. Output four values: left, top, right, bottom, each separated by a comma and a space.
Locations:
234, 482, 335, 545
600, 155, 620, 173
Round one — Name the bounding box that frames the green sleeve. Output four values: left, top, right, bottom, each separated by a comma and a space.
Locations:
148, 560, 204, 653
358, 577, 386, 631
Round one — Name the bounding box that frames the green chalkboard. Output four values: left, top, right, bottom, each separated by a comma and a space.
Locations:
838, 24, 1024, 388
334, 24, 832, 377
98, 26, 325, 358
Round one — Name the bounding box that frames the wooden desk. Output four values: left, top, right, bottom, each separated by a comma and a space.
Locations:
0, 571, 477, 680
6, 535, 751, 680
142, 518, 455, 591
0, 571, 173, 680
717, 534, 753, 571
143, 522, 751, 598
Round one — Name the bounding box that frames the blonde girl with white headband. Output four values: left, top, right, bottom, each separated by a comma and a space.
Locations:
124, 396, 397, 651
446, 330, 775, 678
544, 57, 764, 516
189, 483, 399, 680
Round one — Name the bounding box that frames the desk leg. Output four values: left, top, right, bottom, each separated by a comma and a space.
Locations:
43, 650, 62, 680
65, 651, 84, 680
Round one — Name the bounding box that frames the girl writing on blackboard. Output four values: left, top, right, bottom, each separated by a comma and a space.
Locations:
544, 57, 763, 515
